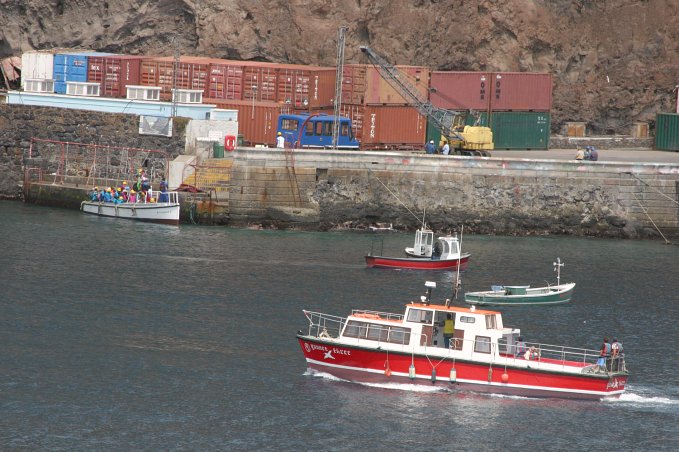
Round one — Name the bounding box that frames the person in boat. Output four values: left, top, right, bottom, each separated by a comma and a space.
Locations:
89, 187, 99, 202
158, 178, 169, 203
597, 337, 611, 368
128, 189, 137, 203
442, 313, 455, 349
103, 187, 113, 203
525, 346, 540, 360
610, 338, 623, 371
515, 336, 527, 357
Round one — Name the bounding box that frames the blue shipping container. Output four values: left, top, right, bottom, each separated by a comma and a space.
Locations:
53, 52, 113, 94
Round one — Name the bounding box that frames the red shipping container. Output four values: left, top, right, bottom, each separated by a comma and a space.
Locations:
206, 62, 244, 100
306, 68, 336, 109
489, 72, 552, 111
342, 64, 430, 105
140, 56, 210, 101
243, 66, 278, 102
338, 104, 426, 148
204, 98, 282, 146
430, 71, 491, 111
87, 55, 141, 98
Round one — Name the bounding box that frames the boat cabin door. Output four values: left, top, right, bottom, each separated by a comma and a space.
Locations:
414, 229, 434, 257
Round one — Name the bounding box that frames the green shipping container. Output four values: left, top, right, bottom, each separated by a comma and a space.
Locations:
488, 112, 551, 150
655, 113, 679, 151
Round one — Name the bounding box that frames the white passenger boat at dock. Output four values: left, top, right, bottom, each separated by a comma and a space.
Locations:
80, 191, 180, 225
297, 282, 627, 400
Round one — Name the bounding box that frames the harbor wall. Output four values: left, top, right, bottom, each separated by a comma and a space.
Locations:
227, 149, 679, 239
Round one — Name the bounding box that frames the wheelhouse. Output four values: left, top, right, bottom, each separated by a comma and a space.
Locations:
277, 113, 359, 149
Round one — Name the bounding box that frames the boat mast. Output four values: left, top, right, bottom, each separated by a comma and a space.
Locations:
553, 257, 564, 285
449, 224, 464, 306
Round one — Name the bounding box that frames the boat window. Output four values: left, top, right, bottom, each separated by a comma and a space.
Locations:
387, 327, 411, 345
367, 324, 388, 342
474, 336, 492, 354
343, 320, 368, 338
343, 320, 411, 345
485, 315, 497, 329
407, 308, 433, 324
459, 316, 476, 324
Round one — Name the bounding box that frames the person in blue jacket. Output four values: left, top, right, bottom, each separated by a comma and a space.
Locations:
90, 187, 99, 201
425, 140, 436, 154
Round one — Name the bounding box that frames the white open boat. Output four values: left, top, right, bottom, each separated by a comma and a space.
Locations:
81, 191, 180, 225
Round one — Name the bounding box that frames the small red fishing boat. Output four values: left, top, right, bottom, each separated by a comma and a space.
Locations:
297, 282, 628, 400
365, 228, 470, 270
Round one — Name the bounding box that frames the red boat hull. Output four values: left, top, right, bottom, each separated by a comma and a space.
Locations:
365, 254, 470, 270
298, 337, 626, 400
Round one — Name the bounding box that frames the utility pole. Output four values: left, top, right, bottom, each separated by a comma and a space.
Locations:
171, 36, 180, 118
332, 26, 348, 149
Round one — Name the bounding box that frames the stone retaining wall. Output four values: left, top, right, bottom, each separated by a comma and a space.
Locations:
229, 149, 679, 238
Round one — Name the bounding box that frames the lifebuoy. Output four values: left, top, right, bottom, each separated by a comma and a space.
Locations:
224, 135, 236, 151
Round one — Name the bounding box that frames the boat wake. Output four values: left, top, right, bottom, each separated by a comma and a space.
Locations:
303, 369, 448, 393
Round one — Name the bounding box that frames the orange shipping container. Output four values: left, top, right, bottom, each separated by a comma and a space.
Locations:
338, 104, 426, 148
204, 98, 282, 146
207, 62, 244, 100
489, 72, 552, 111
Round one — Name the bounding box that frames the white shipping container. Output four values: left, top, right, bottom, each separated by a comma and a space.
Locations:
21, 51, 55, 88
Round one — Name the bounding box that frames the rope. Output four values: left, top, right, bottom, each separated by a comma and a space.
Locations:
625, 172, 679, 206
367, 167, 421, 223
632, 192, 671, 244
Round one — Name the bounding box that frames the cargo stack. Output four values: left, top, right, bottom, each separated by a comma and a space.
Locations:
429, 71, 553, 150
338, 64, 429, 149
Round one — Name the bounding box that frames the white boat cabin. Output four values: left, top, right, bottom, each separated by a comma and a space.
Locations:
405, 228, 462, 259
340, 301, 521, 359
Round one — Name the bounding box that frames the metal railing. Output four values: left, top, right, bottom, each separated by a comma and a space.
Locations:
350, 309, 404, 321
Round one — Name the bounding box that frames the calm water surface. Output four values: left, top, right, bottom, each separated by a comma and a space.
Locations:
1, 200, 678, 451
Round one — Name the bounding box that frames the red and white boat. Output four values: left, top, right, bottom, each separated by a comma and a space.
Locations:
297, 282, 628, 400
365, 228, 470, 270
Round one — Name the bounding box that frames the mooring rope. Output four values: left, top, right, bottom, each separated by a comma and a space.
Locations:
632, 192, 671, 244
367, 167, 422, 223
625, 172, 679, 206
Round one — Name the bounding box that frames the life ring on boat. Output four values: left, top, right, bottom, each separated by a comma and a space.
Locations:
353, 313, 381, 320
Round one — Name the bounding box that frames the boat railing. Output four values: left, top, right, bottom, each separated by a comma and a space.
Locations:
498, 338, 601, 367
350, 309, 404, 321
303, 310, 346, 339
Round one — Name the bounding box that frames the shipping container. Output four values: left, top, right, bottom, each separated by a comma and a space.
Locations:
655, 113, 679, 151
342, 64, 430, 105
87, 55, 142, 98
430, 71, 491, 111
21, 51, 55, 88
54, 52, 114, 94
140, 56, 210, 101
488, 111, 551, 150
243, 65, 278, 102
337, 104, 426, 148
204, 98, 282, 146
206, 62, 244, 100
489, 72, 552, 111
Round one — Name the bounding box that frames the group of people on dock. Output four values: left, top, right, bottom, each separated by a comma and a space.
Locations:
575, 145, 599, 161
88, 169, 169, 204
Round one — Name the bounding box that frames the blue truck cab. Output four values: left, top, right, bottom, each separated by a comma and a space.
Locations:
277, 113, 359, 149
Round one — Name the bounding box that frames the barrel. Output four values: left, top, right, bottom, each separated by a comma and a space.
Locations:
213, 142, 225, 158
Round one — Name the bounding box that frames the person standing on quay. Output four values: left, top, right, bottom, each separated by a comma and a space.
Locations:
276, 132, 285, 149
425, 140, 436, 154
441, 141, 450, 156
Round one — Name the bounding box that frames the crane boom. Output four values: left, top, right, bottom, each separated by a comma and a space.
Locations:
359, 45, 493, 155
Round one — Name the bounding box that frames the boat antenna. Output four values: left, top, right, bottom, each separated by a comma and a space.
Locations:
450, 224, 464, 306
553, 257, 564, 286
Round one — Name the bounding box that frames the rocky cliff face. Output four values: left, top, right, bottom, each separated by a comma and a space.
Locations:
2, 0, 678, 133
